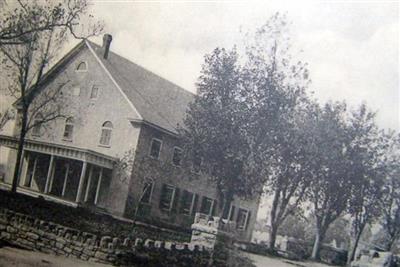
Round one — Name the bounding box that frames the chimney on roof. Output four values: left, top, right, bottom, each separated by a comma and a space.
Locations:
102, 34, 112, 59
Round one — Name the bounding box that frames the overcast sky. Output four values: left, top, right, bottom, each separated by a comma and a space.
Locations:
86, 0, 399, 131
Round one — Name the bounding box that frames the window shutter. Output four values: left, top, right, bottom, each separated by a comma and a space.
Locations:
212, 200, 218, 216
159, 184, 167, 209
191, 194, 199, 216
171, 187, 180, 213
179, 190, 189, 214
245, 211, 251, 230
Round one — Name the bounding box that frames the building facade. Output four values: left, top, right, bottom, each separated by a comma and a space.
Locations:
0, 35, 260, 241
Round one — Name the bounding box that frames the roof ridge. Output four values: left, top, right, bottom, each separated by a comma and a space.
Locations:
86, 40, 143, 120
86, 39, 195, 134
87, 40, 194, 97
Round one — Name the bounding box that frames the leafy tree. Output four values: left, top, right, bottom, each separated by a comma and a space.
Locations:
181, 13, 311, 223
346, 104, 383, 264
305, 102, 355, 260
180, 47, 252, 218
241, 13, 312, 251
0, 0, 102, 193
378, 130, 400, 251
277, 213, 308, 241
324, 217, 350, 249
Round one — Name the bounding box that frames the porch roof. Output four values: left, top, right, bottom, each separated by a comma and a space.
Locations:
0, 135, 116, 169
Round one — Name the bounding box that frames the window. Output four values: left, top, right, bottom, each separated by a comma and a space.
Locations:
236, 208, 250, 230
229, 205, 236, 221
149, 138, 162, 159
159, 184, 175, 211
172, 147, 183, 166
192, 156, 202, 174
140, 182, 154, 204
180, 190, 195, 215
90, 85, 99, 99
73, 87, 81, 96
200, 197, 214, 216
76, 62, 87, 72
31, 117, 42, 136
63, 117, 74, 140
99, 121, 113, 146
223, 204, 237, 221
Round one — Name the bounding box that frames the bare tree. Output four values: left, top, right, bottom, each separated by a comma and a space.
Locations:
0, 108, 15, 131
0, 0, 102, 193
0, 0, 102, 46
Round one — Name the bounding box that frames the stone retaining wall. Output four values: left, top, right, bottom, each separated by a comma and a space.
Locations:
0, 208, 211, 266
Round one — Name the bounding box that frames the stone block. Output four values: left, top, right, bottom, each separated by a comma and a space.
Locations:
100, 236, 111, 248
1, 232, 11, 239
123, 237, 131, 247
112, 237, 119, 248
64, 246, 72, 253
6, 226, 16, 233
35, 242, 46, 248
39, 247, 55, 254
80, 254, 89, 261
72, 245, 84, 252
55, 237, 67, 245
94, 251, 108, 261
144, 239, 155, 248
82, 248, 95, 257
26, 232, 39, 240
55, 242, 65, 249
72, 249, 82, 257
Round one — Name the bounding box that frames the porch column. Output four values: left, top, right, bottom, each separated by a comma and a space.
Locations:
48, 162, 56, 193
20, 151, 29, 186
84, 165, 94, 202
94, 168, 103, 205
28, 156, 38, 188
75, 161, 87, 203
61, 163, 70, 197
44, 155, 54, 193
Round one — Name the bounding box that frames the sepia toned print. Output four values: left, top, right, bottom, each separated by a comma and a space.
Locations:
0, 1, 398, 266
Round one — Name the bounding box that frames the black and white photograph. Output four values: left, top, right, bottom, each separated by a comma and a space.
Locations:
0, 0, 398, 266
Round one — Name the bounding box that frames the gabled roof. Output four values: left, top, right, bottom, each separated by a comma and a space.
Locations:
14, 41, 87, 108
86, 41, 194, 135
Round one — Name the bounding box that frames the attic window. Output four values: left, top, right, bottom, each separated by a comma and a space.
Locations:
172, 147, 183, 166
76, 62, 87, 72
90, 85, 99, 99
149, 138, 162, 159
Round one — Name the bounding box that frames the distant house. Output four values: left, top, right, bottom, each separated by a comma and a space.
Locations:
0, 34, 260, 242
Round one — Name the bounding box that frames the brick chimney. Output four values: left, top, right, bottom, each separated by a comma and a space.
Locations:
102, 34, 112, 59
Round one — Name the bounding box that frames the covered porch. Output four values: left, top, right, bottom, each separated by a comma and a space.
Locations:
0, 135, 116, 209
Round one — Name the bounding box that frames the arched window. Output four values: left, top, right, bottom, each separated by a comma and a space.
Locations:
76, 62, 87, 72
99, 121, 113, 146
63, 117, 74, 140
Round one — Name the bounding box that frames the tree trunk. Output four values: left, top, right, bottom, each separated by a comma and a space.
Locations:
347, 224, 365, 265
388, 234, 398, 252
11, 110, 28, 193
311, 225, 326, 261
269, 187, 281, 251
269, 222, 278, 251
